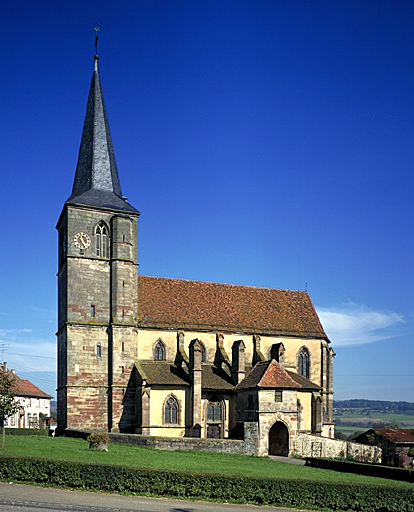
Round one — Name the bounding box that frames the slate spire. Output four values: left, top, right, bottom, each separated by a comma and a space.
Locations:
67, 55, 138, 213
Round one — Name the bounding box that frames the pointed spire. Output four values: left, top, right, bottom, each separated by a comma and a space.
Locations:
67, 54, 138, 214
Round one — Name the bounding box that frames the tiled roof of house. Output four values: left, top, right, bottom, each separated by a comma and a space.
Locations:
371, 429, 414, 443
138, 276, 328, 339
287, 371, 321, 391
235, 360, 302, 390
0, 366, 52, 399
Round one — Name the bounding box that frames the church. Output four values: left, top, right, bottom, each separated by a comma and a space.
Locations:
56, 54, 335, 456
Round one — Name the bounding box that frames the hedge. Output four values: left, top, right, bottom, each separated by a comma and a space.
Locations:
305, 458, 414, 483
3, 429, 48, 436
0, 455, 413, 511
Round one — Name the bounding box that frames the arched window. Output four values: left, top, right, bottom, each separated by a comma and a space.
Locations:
154, 340, 166, 361
164, 395, 179, 424
206, 395, 223, 422
97, 343, 102, 358
95, 221, 109, 258
298, 347, 310, 380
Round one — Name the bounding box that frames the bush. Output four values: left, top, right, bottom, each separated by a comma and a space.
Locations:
4, 429, 48, 436
86, 432, 110, 446
305, 457, 414, 483
0, 455, 413, 512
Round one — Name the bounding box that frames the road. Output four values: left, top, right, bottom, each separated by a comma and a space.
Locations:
0, 482, 316, 512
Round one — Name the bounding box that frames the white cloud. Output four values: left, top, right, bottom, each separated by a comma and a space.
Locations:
316, 303, 404, 347
0, 328, 32, 338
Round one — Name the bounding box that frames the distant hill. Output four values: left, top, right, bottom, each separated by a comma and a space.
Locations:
333, 399, 414, 439
334, 399, 414, 415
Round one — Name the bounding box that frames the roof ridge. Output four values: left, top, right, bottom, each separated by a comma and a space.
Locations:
139, 274, 309, 294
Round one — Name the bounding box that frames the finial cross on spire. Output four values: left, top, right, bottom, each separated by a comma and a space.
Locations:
94, 23, 100, 54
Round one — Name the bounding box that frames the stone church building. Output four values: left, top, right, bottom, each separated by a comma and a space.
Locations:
57, 55, 335, 456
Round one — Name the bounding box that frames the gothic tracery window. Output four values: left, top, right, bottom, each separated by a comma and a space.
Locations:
154, 340, 166, 361
298, 347, 310, 380
95, 221, 109, 258
207, 396, 223, 422
164, 395, 179, 424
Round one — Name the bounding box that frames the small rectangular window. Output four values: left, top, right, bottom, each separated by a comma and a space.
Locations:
91, 305, 95, 317
121, 366, 125, 374
121, 342, 125, 352
275, 391, 283, 402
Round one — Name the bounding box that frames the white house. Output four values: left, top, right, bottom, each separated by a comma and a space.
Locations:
1, 362, 52, 428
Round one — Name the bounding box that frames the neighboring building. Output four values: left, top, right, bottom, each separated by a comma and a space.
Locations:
56, 54, 335, 456
354, 429, 414, 467
0, 362, 52, 428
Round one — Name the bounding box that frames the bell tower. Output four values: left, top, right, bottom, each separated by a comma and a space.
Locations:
56, 53, 140, 431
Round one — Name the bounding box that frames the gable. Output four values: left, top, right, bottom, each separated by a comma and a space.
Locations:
235, 360, 305, 391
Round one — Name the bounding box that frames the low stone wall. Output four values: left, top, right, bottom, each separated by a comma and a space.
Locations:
109, 433, 249, 454
63, 422, 259, 456
296, 433, 382, 464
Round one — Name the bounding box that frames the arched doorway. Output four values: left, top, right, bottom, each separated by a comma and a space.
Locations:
268, 421, 289, 456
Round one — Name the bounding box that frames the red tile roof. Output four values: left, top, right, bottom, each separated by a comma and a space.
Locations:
0, 367, 52, 399
138, 276, 328, 339
372, 429, 414, 443
235, 360, 303, 390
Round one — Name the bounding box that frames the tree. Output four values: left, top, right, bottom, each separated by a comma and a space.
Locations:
0, 370, 21, 450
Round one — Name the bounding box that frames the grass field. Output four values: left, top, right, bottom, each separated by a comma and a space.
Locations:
335, 411, 414, 437
1, 434, 412, 488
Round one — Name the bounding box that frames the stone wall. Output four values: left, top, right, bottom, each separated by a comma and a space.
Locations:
66, 422, 259, 456
110, 422, 259, 455
296, 433, 382, 463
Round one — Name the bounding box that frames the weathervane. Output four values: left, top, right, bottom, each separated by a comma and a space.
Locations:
94, 23, 100, 55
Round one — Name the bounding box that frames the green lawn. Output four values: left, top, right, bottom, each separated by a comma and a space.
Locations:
1, 434, 412, 488
337, 411, 414, 426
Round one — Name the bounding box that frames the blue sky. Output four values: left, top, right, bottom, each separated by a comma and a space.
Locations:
1, 1, 413, 402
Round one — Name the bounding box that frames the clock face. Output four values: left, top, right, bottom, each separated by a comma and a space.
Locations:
73, 232, 91, 249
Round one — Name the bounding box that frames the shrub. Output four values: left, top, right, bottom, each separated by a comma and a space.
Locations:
0, 455, 413, 512
86, 432, 110, 446
305, 457, 414, 483
4, 429, 48, 436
